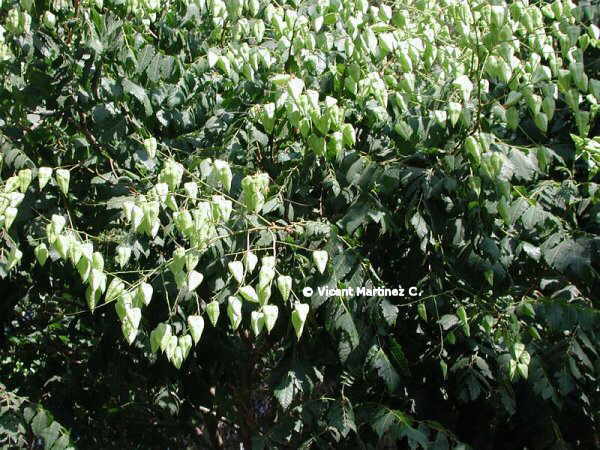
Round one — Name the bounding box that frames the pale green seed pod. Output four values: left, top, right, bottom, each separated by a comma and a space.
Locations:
34, 243, 49, 266
250, 311, 265, 336
37, 167, 53, 190
276, 275, 292, 301
55, 169, 70, 196
292, 303, 309, 339
312, 250, 328, 274
187, 315, 205, 344
239, 285, 259, 303
227, 296, 243, 330
228, 261, 244, 284
206, 300, 220, 326
262, 304, 278, 333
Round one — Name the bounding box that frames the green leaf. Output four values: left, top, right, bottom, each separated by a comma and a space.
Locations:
328, 402, 357, 438
368, 345, 400, 392
329, 298, 360, 362
122, 79, 152, 116
541, 233, 592, 279
147, 53, 163, 82
31, 411, 50, 435
38, 420, 61, 448
401, 425, 429, 448
137, 45, 156, 74
380, 299, 399, 326
274, 372, 295, 410
340, 202, 370, 235
371, 407, 410, 438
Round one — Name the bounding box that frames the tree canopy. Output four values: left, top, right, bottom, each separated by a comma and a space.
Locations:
1, 0, 599, 448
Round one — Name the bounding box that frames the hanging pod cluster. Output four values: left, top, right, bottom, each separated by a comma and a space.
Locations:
2, 132, 330, 362
498, 342, 532, 381
226, 254, 294, 337
3, 166, 67, 272
0, 170, 28, 232
109, 0, 162, 23
111, 152, 322, 365
4, 8, 32, 35
146, 248, 314, 369
38, 213, 119, 319
241, 173, 270, 213
0, 24, 12, 61
149, 322, 196, 369
21, 145, 321, 364
2, 166, 64, 229
120, 157, 233, 249
182, 0, 598, 163
3, 0, 597, 379
255, 80, 356, 161
112, 280, 154, 346
220, 248, 322, 340
206, 44, 274, 82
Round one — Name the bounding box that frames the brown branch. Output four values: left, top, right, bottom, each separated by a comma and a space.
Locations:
71, 111, 120, 181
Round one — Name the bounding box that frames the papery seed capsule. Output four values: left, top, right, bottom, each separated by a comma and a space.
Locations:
276, 275, 292, 302
187, 315, 205, 344
262, 304, 278, 333
38, 167, 53, 190
227, 296, 243, 330
206, 300, 220, 326
292, 303, 309, 339
312, 250, 328, 274
34, 243, 49, 266
55, 169, 70, 196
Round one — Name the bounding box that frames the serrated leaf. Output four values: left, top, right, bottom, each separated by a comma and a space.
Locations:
137, 45, 156, 74
371, 407, 410, 438
380, 299, 399, 326
122, 79, 152, 116
368, 345, 400, 392
328, 402, 357, 438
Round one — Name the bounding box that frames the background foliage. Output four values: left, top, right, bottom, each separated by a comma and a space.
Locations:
1, 0, 600, 448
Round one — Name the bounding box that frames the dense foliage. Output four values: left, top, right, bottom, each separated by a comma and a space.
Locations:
1, 0, 599, 448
